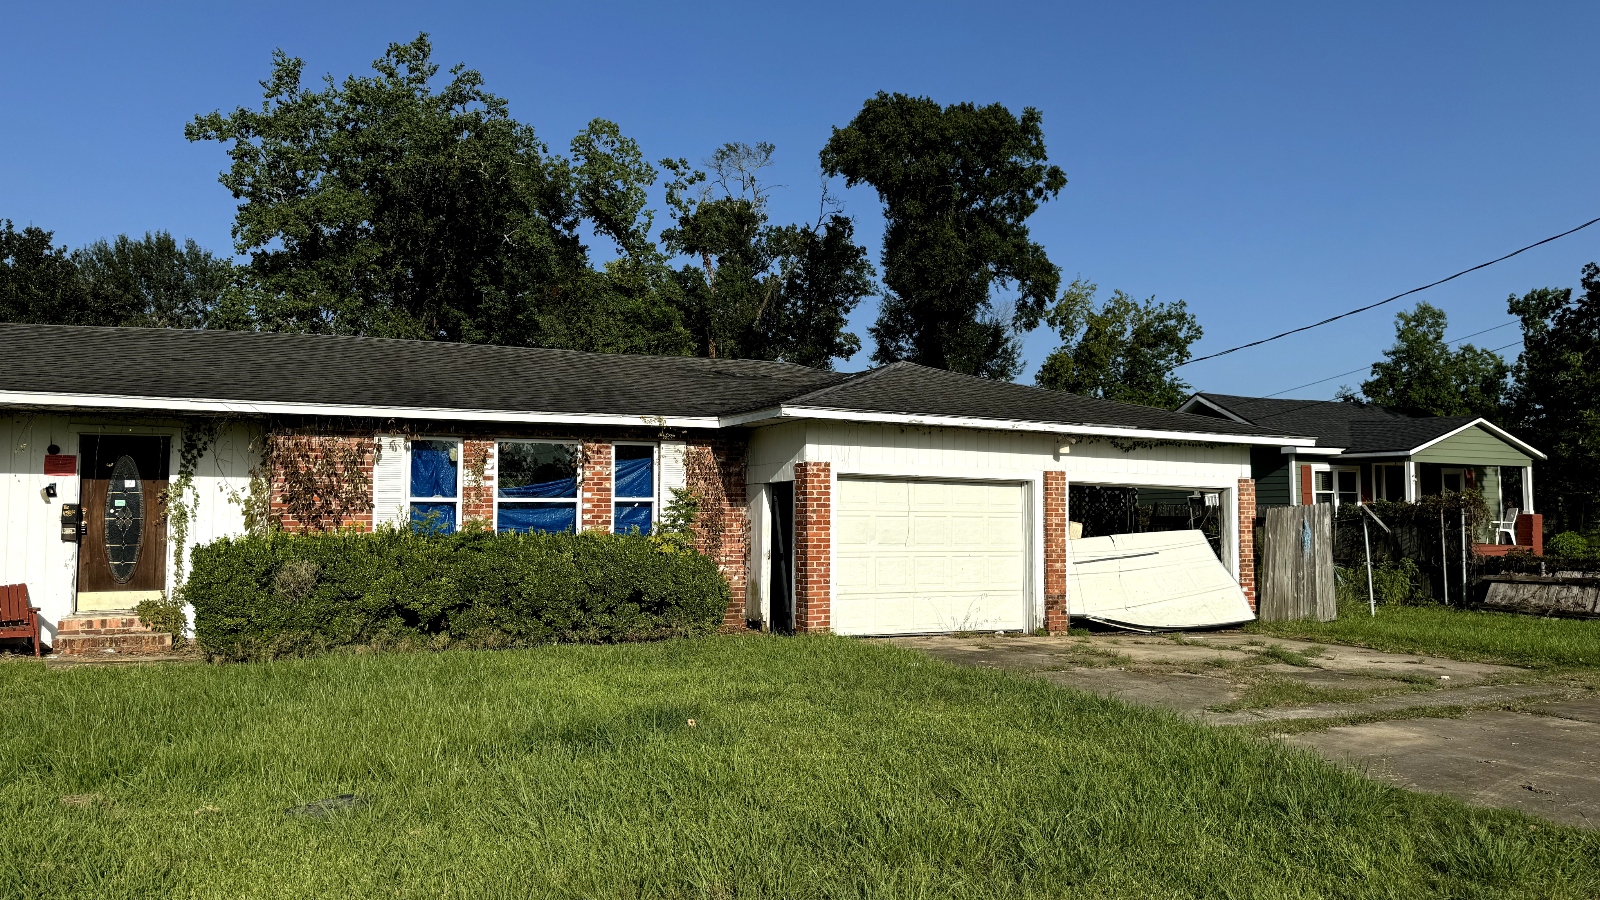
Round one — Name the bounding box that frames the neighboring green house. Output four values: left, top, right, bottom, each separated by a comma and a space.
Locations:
1177, 393, 1547, 550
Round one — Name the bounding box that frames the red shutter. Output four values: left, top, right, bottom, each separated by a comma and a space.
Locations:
1300, 465, 1314, 505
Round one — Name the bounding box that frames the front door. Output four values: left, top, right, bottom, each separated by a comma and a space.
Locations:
77, 435, 170, 612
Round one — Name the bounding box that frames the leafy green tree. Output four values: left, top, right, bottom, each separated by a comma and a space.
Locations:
74, 232, 239, 329
186, 34, 689, 354
1507, 265, 1600, 529
660, 142, 874, 368
1034, 278, 1202, 409
0, 221, 86, 325
820, 92, 1067, 379
1348, 302, 1508, 419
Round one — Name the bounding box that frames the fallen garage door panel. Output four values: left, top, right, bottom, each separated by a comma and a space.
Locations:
1068, 530, 1254, 630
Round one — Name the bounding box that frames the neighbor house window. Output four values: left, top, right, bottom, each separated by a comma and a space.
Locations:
1372, 463, 1405, 501
1312, 466, 1360, 508
496, 441, 579, 533
613, 443, 656, 534
409, 439, 460, 533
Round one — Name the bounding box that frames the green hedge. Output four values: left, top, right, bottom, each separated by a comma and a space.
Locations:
187, 529, 731, 660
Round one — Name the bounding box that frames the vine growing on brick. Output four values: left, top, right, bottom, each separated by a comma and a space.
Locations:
264, 428, 374, 531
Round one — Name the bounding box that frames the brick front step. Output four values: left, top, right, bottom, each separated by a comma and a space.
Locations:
58, 615, 149, 635
53, 632, 173, 656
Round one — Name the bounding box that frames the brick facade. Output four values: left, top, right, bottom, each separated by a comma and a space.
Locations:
1043, 470, 1069, 633
461, 439, 495, 525
684, 439, 750, 629
580, 441, 614, 534
268, 433, 377, 532
1238, 478, 1257, 611
791, 461, 831, 633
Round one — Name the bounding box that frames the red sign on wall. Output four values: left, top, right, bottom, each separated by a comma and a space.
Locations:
43, 454, 77, 476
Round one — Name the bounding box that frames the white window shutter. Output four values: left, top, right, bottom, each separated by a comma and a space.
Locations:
372, 435, 409, 528
660, 440, 688, 499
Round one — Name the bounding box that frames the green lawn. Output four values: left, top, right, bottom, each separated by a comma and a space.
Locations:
3, 637, 1597, 898
1248, 602, 1600, 669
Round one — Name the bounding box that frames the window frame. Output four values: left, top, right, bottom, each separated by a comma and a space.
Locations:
1372, 463, 1405, 502
611, 441, 659, 534
1310, 463, 1362, 509
492, 439, 583, 534
407, 437, 463, 533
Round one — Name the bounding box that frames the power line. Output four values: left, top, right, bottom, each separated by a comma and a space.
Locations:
1261, 322, 1523, 398
1180, 215, 1600, 367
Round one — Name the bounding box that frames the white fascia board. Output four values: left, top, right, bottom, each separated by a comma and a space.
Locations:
0, 390, 721, 429
725, 404, 1317, 447
1176, 394, 1251, 423
1284, 445, 1344, 455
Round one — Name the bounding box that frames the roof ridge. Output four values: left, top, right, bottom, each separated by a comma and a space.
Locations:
779, 361, 910, 405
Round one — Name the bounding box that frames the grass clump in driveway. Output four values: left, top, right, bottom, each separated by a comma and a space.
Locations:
3, 636, 1599, 899
1248, 601, 1600, 669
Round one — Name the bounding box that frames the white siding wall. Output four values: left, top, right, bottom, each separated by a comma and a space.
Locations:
0, 414, 260, 638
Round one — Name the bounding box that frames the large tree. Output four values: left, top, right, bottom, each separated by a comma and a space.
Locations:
0, 221, 85, 325
1507, 265, 1600, 530
73, 232, 240, 330
660, 142, 875, 368
1034, 278, 1202, 409
1347, 302, 1508, 419
185, 34, 688, 353
820, 93, 1067, 379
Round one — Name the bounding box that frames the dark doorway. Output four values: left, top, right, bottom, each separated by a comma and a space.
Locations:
78, 434, 171, 605
768, 481, 795, 634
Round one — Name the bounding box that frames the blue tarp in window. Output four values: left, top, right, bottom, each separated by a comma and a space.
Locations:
497, 442, 578, 498
498, 502, 577, 534
410, 502, 457, 534
614, 445, 653, 498
614, 501, 652, 535
411, 441, 458, 498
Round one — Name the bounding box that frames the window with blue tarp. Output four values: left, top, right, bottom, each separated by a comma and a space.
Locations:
409, 440, 460, 533
497, 442, 578, 533
613, 444, 654, 534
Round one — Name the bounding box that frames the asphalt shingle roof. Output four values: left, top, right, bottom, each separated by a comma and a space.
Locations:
785, 363, 1305, 439
1192, 393, 1478, 454
0, 323, 845, 419
0, 323, 1307, 440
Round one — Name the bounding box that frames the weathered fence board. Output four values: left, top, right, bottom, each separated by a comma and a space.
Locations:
1259, 503, 1337, 622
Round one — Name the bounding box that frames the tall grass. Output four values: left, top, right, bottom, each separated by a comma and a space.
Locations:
2, 637, 1596, 898
1249, 602, 1600, 669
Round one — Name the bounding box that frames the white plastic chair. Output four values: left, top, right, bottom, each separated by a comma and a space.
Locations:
1496, 508, 1519, 545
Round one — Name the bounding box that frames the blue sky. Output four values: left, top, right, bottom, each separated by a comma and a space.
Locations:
3, 2, 1597, 397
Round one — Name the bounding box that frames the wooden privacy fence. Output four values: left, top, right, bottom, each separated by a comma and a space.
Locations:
1259, 503, 1337, 621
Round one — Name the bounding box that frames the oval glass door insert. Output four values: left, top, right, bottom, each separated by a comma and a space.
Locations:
105, 454, 144, 583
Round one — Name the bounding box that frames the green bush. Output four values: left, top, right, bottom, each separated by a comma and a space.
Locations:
1547, 531, 1591, 560
1334, 559, 1426, 607
187, 528, 731, 660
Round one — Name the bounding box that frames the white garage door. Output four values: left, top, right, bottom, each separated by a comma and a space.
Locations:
834, 478, 1029, 635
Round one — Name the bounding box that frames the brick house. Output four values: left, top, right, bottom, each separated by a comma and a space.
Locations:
0, 324, 1316, 653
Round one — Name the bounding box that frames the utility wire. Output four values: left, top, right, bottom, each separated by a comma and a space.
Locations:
1262, 322, 1522, 398
1180, 216, 1600, 367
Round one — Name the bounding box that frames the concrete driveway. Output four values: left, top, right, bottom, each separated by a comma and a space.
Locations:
887, 632, 1600, 829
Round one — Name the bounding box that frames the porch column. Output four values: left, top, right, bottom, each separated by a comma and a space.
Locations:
1522, 466, 1535, 514
1404, 460, 1419, 502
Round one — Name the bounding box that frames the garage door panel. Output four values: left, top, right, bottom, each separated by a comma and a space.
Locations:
835, 478, 1027, 636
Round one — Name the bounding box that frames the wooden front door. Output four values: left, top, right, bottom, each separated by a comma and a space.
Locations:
77, 435, 170, 612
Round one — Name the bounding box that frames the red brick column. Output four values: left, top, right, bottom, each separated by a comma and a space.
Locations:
1043, 471, 1069, 633
1517, 513, 1544, 556
581, 442, 613, 534
792, 461, 832, 633
461, 439, 496, 527
1238, 478, 1257, 612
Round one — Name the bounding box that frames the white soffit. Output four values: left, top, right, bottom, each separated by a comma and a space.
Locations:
1068, 530, 1255, 631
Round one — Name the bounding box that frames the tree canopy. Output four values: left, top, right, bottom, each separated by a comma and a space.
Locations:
1507, 266, 1600, 529
659, 142, 874, 368
185, 35, 689, 354
820, 93, 1066, 379
1343, 302, 1508, 419
1034, 278, 1202, 409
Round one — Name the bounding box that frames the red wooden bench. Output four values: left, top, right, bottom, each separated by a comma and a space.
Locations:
0, 584, 43, 657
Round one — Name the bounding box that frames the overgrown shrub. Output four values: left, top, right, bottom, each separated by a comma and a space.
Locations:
1334, 559, 1426, 607
187, 528, 731, 660
1547, 531, 1591, 560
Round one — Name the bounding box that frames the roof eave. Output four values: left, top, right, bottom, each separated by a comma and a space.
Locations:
726, 404, 1317, 446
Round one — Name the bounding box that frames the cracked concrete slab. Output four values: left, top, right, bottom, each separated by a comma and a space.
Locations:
888, 632, 1600, 828
1284, 712, 1600, 829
